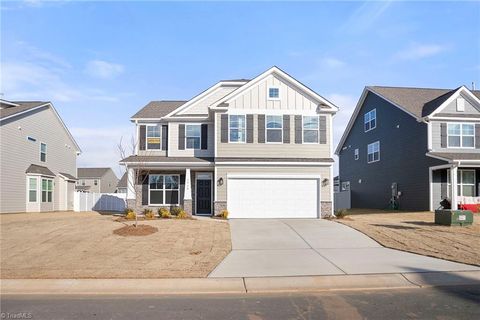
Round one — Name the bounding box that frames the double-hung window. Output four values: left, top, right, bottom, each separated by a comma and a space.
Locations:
448, 169, 476, 197
367, 141, 380, 163
41, 178, 53, 203
146, 125, 161, 150
266, 115, 282, 143
354, 148, 359, 160
229, 115, 246, 143
186, 125, 201, 149
447, 123, 474, 148
28, 177, 37, 202
40, 143, 47, 162
364, 109, 376, 132
149, 175, 180, 205
268, 87, 279, 99
303, 116, 319, 143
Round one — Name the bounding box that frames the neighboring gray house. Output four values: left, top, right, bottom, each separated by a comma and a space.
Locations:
0, 99, 81, 213
116, 172, 127, 193
76, 168, 119, 193
336, 86, 480, 211
120, 66, 338, 218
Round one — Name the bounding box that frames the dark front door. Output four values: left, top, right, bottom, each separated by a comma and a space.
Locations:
196, 179, 212, 214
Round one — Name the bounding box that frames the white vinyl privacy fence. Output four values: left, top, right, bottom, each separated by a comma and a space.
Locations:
74, 192, 126, 212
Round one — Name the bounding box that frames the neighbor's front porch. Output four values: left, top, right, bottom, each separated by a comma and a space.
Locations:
430, 164, 480, 211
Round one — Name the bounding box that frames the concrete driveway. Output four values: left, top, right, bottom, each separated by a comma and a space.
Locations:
209, 219, 479, 277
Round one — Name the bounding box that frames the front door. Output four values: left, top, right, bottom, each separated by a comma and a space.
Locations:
196, 179, 212, 214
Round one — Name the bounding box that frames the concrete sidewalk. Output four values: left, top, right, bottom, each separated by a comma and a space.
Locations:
1, 271, 479, 295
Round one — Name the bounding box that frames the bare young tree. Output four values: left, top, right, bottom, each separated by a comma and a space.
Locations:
117, 135, 151, 227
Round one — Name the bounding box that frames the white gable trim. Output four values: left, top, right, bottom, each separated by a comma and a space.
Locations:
163, 81, 247, 118
210, 66, 339, 112
334, 87, 420, 155
0, 102, 82, 153
428, 86, 480, 118
0, 99, 20, 107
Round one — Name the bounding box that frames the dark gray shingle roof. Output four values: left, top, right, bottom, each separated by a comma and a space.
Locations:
131, 101, 187, 119
59, 172, 77, 180
1, 101, 49, 119
120, 156, 214, 163
25, 164, 55, 176
77, 167, 111, 178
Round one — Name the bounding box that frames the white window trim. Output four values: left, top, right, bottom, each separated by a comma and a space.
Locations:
364, 109, 377, 132
228, 114, 246, 143
448, 169, 476, 197
302, 116, 319, 144
354, 148, 359, 160
27, 176, 38, 203
267, 86, 280, 101
41, 178, 54, 203
148, 174, 180, 206
367, 141, 380, 164
40, 142, 47, 162
446, 122, 475, 149
145, 124, 161, 151
265, 115, 283, 144
185, 123, 202, 150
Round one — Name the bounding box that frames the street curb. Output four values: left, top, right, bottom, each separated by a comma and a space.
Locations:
1, 271, 479, 295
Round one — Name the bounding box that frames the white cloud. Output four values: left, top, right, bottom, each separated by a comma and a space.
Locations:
85, 60, 124, 79
340, 1, 393, 33
322, 57, 346, 68
394, 43, 447, 61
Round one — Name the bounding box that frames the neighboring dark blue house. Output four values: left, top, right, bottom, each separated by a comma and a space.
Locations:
336, 86, 480, 211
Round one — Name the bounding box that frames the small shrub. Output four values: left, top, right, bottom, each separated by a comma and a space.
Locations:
126, 211, 136, 220
124, 208, 134, 215
217, 209, 229, 219
335, 209, 348, 219
144, 209, 156, 220
170, 206, 182, 216
176, 210, 189, 219
158, 208, 171, 219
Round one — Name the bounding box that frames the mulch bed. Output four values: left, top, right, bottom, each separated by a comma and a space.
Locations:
113, 224, 159, 237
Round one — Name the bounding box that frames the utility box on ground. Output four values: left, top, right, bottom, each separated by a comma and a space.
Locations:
434, 210, 473, 226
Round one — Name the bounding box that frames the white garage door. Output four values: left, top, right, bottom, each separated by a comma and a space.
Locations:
227, 177, 320, 218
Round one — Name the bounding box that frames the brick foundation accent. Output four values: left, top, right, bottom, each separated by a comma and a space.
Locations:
321, 201, 333, 218
183, 199, 193, 216
214, 201, 227, 217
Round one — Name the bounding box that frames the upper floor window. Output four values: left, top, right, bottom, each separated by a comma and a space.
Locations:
354, 148, 359, 160
266, 115, 282, 143
268, 87, 279, 99
40, 143, 47, 162
303, 116, 319, 143
146, 125, 161, 150
364, 109, 376, 132
186, 124, 201, 149
448, 123, 474, 148
229, 115, 246, 143
367, 141, 380, 163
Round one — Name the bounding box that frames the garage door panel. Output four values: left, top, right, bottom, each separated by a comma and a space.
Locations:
227, 178, 319, 218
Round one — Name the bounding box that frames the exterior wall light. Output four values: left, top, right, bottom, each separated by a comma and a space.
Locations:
217, 177, 224, 186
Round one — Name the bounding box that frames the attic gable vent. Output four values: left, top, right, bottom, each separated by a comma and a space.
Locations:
457, 98, 465, 112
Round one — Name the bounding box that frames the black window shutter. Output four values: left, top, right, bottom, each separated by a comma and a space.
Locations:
294, 115, 302, 144
283, 115, 290, 143
178, 124, 185, 150
201, 124, 208, 150
139, 125, 146, 150
440, 123, 447, 148
221, 114, 228, 143
319, 116, 327, 144
246, 114, 254, 143
475, 124, 480, 149
141, 173, 149, 205
258, 115, 265, 143
161, 125, 168, 151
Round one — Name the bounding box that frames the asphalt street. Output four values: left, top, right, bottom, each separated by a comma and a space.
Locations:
1, 286, 479, 320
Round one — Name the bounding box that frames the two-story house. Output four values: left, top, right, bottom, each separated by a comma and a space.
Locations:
336, 86, 480, 211
120, 66, 338, 218
76, 167, 119, 193
0, 99, 81, 213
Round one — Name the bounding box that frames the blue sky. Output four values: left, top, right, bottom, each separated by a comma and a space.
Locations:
2, 0, 479, 176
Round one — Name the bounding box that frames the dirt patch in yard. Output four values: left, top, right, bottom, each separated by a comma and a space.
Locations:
113, 224, 158, 237
338, 210, 480, 266
0, 211, 231, 279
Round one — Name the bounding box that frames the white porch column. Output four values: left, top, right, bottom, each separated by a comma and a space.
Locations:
126, 167, 136, 200
450, 166, 458, 210
184, 168, 192, 200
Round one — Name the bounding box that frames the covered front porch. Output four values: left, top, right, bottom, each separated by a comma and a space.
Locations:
121, 156, 215, 216
430, 164, 480, 211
